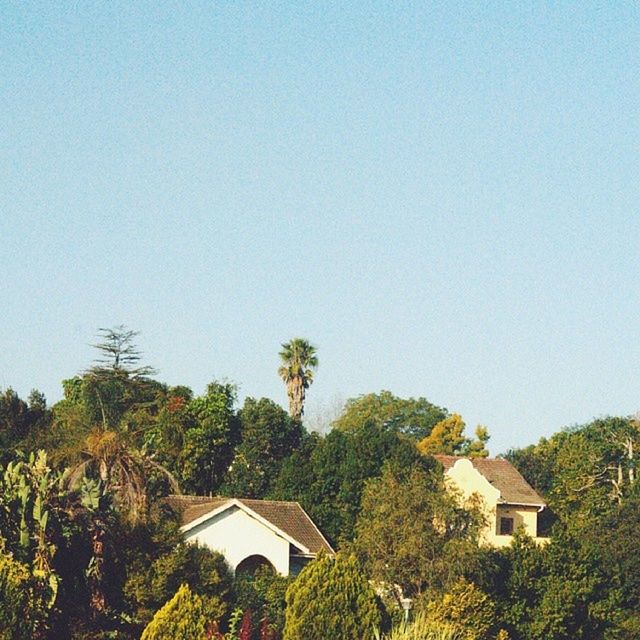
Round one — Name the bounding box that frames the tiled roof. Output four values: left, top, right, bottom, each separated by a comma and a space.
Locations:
165, 495, 333, 555
434, 455, 546, 507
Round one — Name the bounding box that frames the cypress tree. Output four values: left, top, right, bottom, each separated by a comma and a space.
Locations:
283, 553, 381, 640
141, 584, 208, 640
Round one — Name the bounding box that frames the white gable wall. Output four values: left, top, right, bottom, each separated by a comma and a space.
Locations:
183, 505, 290, 575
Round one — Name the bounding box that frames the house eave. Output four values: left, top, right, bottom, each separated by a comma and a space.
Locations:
497, 500, 546, 511
180, 498, 311, 554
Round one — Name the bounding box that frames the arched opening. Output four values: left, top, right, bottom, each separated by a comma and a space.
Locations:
235, 554, 276, 575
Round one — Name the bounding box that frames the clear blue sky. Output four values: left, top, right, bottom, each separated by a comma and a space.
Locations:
2, 2, 639, 454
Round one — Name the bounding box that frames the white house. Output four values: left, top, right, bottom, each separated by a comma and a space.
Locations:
434, 455, 548, 547
166, 495, 334, 576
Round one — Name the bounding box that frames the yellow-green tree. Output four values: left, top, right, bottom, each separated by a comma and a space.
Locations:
140, 584, 208, 640
354, 466, 485, 599
422, 578, 498, 640
283, 553, 380, 640
417, 415, 490, 457
465, 426, 490, 458
0, 540, 44, 640
417, 414, 467, 456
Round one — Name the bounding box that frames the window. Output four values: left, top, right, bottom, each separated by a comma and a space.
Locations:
499, 517, 514, 535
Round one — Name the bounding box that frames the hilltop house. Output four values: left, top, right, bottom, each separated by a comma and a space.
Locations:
166, 496, 334, 576
434, 455, 548, 547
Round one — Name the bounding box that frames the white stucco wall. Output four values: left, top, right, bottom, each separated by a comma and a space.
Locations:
444, 459, 544, 547
183, 505, 291, 575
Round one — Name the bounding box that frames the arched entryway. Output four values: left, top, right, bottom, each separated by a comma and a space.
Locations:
235, 554, 276, 575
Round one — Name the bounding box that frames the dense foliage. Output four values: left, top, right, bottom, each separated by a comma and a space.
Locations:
355, 465, 485, 599
0, 539, 45, 640
283, 553, 381, 640
331, 390, 447, 441
1, 326, 639, 639
140, 583, 208, 640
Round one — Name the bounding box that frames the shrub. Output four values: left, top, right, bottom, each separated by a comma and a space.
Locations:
233, 564, 292, 638
126, 542, 232, 626
0, 541, 47, 640
140, 584, 207, 640
379, 614, 462, 640
283, 553, 381, 640
420, 579, 497, 640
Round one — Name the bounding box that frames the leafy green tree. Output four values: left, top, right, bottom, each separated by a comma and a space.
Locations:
45, 328, 176, 519
549, 417, 639, 521
148, 385, 195, 470
491, 531, 544, 639
283, 553, 381, 640
0, 451, 62, 600
59, 326, 161, 435
179, 381, 240, 494
416, 415, 492, 458
531, 528, 612, 640
233, 564, 293, 639
598, 489, 640, 635
332, 390, 447, 441
354, 465, 485, 601
0, 451, 116, 637
271, 421, 431, 545
0, 388, 51, 458
268, 430, 320, 502
507, 417, 640, 526
222, 397, 303, 498
0, 388, 31, 450
278, 338, 318, 421
126, 542, 232, 628
140, 583, 208, 640
486, 526, 615, 640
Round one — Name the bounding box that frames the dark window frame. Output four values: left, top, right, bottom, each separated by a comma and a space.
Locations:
499, 516, 514, 535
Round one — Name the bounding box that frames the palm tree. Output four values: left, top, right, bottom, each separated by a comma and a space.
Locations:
67, 427, 179, 524
278, 338, 318, 421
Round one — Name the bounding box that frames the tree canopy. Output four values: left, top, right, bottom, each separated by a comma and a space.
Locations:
332, 390, 447, 441
283, 553, 381, 640
354, 465, 485, 600
1, 327, 639, 640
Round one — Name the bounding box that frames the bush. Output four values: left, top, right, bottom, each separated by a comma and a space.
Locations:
141, 584, 207, 640
380, 611, 509, 640
419, 579, 497, 640
0, 542, 47, 640
125, 542, 232, 626
379, 614, 463, 640
233, 565, 292, 638
283, 553, 381, 640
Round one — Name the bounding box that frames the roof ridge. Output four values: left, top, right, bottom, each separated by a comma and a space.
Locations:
239, 498, 298, 504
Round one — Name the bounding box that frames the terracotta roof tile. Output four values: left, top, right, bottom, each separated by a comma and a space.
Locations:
166, 495, 333, 555
434, 455, 546, 506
